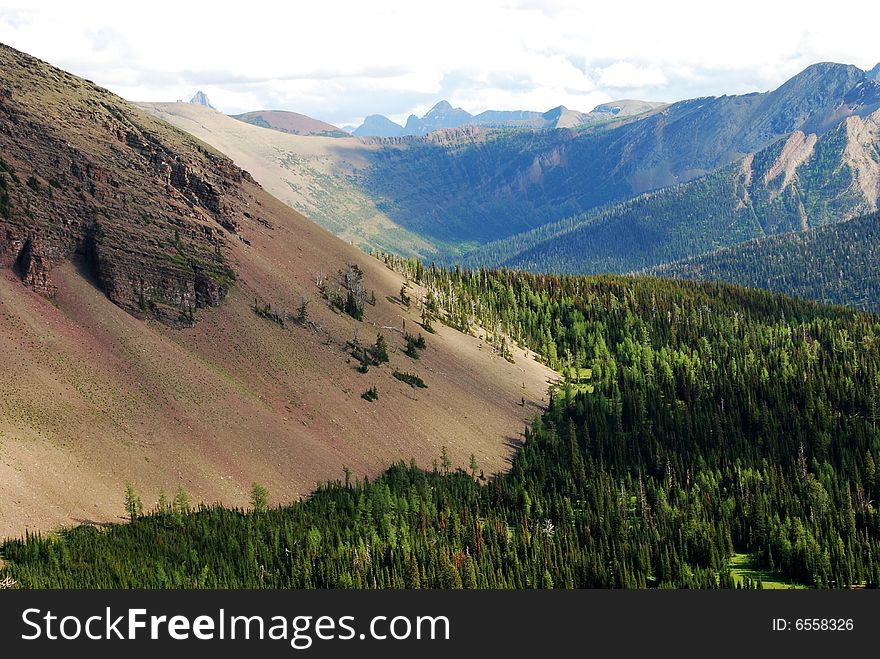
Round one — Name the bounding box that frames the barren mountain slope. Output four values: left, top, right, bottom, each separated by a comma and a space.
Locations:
232, 110, 347, 137
0, 44, 554, 537
140, 102, 437, 257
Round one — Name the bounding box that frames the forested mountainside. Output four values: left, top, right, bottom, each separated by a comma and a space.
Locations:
0, 43, 552, 538
5, 264, 879, 589
462, 111, 880, 274
149, 62, 880, 266
359, 65, 880, 251
652, 212, 880, 312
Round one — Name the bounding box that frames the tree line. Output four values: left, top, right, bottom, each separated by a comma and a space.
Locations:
3, 264, 880, 588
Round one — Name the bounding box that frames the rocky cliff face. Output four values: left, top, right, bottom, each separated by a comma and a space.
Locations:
0, 44, 256, 324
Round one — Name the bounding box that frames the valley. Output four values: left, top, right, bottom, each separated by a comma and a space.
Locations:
147, 63, 880, 303
1, 37, 879, 593
5, 264, 879, 589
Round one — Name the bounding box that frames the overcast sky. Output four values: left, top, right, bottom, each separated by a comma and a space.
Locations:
1, 0, 878, 128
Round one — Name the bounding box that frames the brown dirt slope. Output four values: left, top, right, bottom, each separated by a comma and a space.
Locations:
139, 102, 439, 257
0, 44, 555, 538
232, 110, 347, 137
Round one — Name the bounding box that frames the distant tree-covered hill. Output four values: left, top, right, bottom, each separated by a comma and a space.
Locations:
652, 211, 880, 312
232, 110, 349, 137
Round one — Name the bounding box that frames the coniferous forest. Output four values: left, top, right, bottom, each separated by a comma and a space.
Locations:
652, 211, 880, 312
3, 262, 880, 589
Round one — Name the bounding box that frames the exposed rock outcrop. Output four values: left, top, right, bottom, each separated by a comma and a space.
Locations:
0, 43, 259, 325
189, 91, 215, 110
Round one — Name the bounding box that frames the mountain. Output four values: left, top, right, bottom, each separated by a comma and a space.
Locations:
189, 90, 215, 110
232, 110, 348, 137
464, 105, 880, 273
402, 100, 473, 135
650, 211, 880, 311
352, 101, 474, 137
0, 43, 554, 538
360, 62, 880, 254
151, 63, 880, 274
352, 114, 407, 137
470, 105, 590, 130
139, 101, 437, 257
869, 63, 880, 80
353, 101, 476, 137
352, 99, 664, 136
592, 99, 665, 116
538, 105, 589, 129
468, 108, 544, 127
469, 101, 666, 130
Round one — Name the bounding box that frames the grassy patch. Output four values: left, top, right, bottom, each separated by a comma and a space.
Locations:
564, 367, 592, 380
554, 367, 594, 394
729, 553, 808, 590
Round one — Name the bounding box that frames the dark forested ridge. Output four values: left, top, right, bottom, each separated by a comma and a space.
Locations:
3, 264, 880, 589
652, 212, 880, 312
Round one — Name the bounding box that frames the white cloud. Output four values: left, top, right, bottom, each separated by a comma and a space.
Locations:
598, 62, 667, 88
0, 0, 877, 126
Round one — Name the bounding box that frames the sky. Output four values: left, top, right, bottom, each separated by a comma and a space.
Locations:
0, 0, 878, 128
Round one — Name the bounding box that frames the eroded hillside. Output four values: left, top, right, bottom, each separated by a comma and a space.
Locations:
0, 44, 555, 538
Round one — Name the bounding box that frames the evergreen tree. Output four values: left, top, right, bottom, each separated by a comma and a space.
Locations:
124, 483, 143, 522
372, 333, 389, 363
250, 482, 269, 513
296, 298, 309, 324
173, 485, 190, 516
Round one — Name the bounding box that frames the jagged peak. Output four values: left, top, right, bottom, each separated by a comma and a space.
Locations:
189, 90, 215, 110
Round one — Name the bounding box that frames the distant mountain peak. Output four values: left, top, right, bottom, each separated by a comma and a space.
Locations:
542, 105, 567, 118
869, 63, 880, 81
352, 97, 664, 136
189, 91, 215, 110
352, 114, 405, 138
397, 101, 473, 136
782, 62, 863, 86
